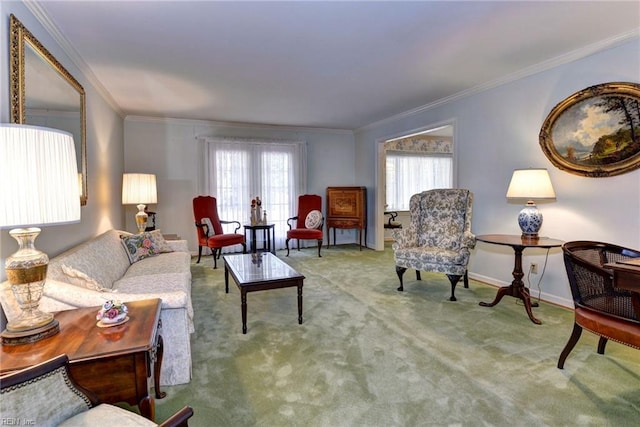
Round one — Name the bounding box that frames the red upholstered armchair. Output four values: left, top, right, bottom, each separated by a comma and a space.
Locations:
286, 194, 324, 257
193, 196, 246, 268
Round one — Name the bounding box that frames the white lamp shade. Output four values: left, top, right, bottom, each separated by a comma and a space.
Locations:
122, 173, 157, 205
506, 168, 556, 200
0, 124, 81, 228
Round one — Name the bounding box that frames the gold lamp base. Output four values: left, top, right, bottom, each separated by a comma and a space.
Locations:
1, 319, 59, 346
2, 227, 59, 346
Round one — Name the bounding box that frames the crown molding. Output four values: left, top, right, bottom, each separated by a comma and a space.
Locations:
25, 1, 124, 118
356, 29, 640, 134
124, 115, 354, 135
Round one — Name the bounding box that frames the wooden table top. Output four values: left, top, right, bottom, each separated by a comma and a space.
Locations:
1, 298, 161, 373
476, 234, 564, 249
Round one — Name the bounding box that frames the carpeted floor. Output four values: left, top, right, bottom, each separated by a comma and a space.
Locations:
153, 244, 639, 426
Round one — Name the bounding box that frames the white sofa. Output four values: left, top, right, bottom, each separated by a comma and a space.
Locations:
0, 229, 193, 386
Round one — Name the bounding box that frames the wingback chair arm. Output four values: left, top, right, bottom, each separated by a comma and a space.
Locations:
220, 219, 241, 233
462, 231, 477, 249
392, 226, 417, 248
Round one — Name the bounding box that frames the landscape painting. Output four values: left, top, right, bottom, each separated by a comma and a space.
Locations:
539, 82, 640, 177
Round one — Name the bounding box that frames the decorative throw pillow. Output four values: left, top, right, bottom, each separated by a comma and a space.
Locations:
149, 229, 174, 253
61, 264, 110, 292
304, 210, 323, 229
121, 232, 164, 264
201, 217, 214, 236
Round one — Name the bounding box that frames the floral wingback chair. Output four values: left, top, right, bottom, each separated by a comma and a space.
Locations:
392, 189, 475, 301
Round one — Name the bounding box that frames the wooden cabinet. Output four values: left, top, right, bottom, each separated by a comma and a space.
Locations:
326, 186, 367, 250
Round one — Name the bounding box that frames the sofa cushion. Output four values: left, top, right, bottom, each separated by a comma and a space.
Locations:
47, 230, 131, 290
121, 251, 191, 278
61, 265, 110, 292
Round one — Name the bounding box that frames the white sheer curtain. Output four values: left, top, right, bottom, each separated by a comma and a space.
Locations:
386, 151, 452, 210
198, 137, 307, 250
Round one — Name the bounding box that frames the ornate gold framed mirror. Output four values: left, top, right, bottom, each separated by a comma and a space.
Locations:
9, 14, 87, 205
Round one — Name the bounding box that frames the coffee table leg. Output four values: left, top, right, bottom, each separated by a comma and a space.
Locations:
154, 334, 166, 399
224, 264, 229, 293
297, 284, 303, 324
241, 289, 248, 334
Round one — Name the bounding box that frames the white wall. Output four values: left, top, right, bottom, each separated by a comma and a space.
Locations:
123, 117, 357, 252
355, 38, 640, 307
1, 3, 125, 282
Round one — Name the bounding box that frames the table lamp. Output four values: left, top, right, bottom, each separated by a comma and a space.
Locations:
0, 124, 81, 344
506, 168, 556, 239
122, 173, 157, 233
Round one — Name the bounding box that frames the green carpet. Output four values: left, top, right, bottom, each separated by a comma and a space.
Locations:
154, 244, 639, 426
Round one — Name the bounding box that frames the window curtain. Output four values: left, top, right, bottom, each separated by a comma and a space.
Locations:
198, 137, 307, 251
385, 151, 452, 211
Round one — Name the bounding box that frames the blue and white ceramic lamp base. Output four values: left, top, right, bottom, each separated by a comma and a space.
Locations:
518, 202, 543, 239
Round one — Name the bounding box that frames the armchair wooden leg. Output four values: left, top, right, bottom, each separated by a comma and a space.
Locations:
463, 270, 469, 288
446, 274, 462, 302
212, 249, 219, 269
416, 271, 421, 281
396, 266, 407, 291
597, 336, 608, 355
197, 246, 203, 263
286, 238, 291, 256
317, 239, 322, 257
557, 323, 583, 369
241, 243, 247, 254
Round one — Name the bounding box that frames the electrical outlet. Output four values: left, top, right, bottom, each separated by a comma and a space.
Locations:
530, 263, 538, 274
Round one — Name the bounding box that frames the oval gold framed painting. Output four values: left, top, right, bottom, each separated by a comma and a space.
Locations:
539, 82, 640, 177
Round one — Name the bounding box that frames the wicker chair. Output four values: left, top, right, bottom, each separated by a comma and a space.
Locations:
559, 241, 640, 369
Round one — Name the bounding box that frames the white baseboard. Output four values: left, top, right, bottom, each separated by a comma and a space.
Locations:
469, 272, 573, 309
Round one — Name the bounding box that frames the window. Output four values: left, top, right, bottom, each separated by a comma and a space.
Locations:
385, 151, 452, 211
199, 137, 306, 250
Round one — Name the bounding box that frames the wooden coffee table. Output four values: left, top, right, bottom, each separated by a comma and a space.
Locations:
223, 252, 305, 334
0, 298, 164, 421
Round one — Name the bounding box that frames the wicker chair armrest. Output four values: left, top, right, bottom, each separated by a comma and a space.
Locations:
159, 406, 195, 427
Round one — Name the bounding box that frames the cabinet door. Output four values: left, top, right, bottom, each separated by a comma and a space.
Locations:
327, 187, 365, 222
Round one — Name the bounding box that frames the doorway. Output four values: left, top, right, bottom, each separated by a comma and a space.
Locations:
375, 122, 456, 250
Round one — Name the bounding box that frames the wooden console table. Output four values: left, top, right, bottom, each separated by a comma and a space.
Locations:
476, 234, 563, 325
326, 186, 367, 250
0, 298, 164, 421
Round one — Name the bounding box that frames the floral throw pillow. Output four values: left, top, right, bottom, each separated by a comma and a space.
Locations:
149, 229, 174, 253
121, 232, 165, 264
304, 210, 323, 229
